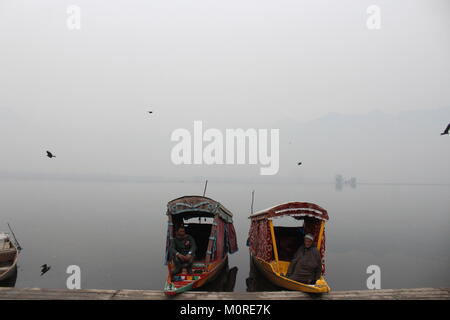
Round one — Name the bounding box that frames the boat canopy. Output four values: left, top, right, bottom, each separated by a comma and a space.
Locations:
167, 195, 234, 223
165, 196, 238, 265
248, 201, 329, 274
250, 201, 329, 222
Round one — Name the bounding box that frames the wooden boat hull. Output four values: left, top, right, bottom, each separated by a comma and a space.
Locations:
0, 244, 19, 283
0, 264, 17, 282
251, 254, 330, 293
0, 265, 17, 286
164, 257, 228, 295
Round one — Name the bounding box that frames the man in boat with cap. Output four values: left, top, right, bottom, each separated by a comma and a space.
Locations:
170, 225, 197, 277
285, 233, 322, 284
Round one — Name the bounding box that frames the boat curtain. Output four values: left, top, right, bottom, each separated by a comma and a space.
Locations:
164, 220, 174, 265
210, 217, 239, 261
319, 229, 326, 274
225, 222, 238, 254
214, 216, 226, 260
248, 219, 273, 261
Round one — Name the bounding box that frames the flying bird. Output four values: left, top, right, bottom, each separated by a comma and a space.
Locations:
297, 162, 302, 166
441, 123, 450, 135
40, 264, 51, 276
148, 111, 153, 114
46, 151, 56, 158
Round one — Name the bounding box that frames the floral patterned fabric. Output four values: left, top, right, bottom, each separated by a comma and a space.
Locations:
252, 202, 329, 221
248, 219, 273, 261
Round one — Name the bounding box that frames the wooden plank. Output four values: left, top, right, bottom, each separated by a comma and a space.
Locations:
0, 287, 448, 300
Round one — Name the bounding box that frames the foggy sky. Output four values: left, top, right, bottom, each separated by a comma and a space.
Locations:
1, 0, 449, 182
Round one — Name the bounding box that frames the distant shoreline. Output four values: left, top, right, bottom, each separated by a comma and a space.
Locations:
0, 171, 449, 187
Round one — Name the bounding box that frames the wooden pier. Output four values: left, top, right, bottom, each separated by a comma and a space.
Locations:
0, 287, 448, 300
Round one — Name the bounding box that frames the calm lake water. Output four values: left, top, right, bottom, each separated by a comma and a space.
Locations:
1, 179, 449, 291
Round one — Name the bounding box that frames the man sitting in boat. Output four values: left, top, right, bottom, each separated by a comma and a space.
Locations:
285, 233, 322, 284
170, 225, 197, 277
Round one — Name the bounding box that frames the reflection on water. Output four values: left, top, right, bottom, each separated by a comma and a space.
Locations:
193, 261, 238, 292
0, 265, 18, 287
335, 175, 357, 191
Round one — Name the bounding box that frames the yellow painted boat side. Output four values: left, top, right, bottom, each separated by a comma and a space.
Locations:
252, 255, 331, 293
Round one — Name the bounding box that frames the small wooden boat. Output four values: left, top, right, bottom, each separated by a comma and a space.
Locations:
164, 196, 238, 295
248, 202, 331, 293
0, 233, 19, 284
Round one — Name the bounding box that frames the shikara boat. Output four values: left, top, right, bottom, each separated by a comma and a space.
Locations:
0, 233, 19, 284
248, 202, 331, 293
164, 196, 238, 295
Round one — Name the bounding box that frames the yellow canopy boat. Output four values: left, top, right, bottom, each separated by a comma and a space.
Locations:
248, 201, 330, 293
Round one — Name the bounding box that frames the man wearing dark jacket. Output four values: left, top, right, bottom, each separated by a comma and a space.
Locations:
286, 233, 322, 284
170, 225, 197, 277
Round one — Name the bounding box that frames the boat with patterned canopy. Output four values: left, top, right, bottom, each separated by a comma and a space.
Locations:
164, 196, 238, 295
248, 201, 330, 293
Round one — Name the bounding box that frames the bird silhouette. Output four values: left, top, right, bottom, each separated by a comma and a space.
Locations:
40, 264, 51, 276
148, 111, 153, 114
441, 123, 450, 135
46, 151, 56, 158
297, 162, 302, 166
